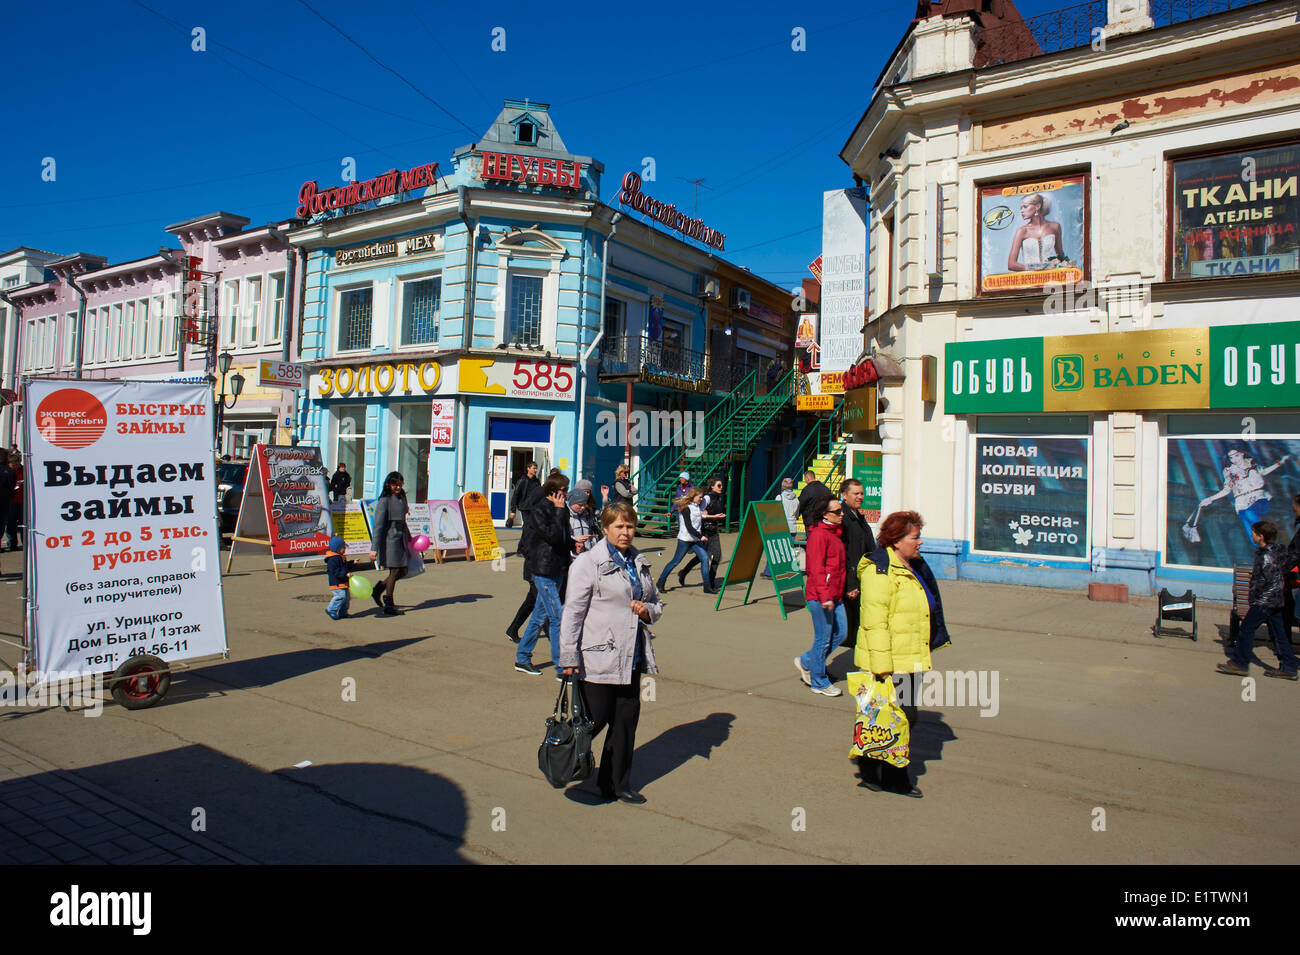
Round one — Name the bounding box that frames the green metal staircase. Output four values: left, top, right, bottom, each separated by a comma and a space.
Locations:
631, 370, 796, 536
761, 404, 850, 533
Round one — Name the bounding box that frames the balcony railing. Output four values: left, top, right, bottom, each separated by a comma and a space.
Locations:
977, 0, 1270, 68
599, 334, 710, 391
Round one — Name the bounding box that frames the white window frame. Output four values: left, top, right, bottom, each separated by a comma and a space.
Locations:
397, 272, 441, 350
123, 301, 136, 361
134, 298, 148, 360
335, 283, 376, 355
162, 294, 177, 356
97, 307, 110, 364
222, 279, 240, 348
84, 308, 97, 366
63, 311, 76, 368
45, 315, 56, 370
109, 303, 122, 362
499, 267, 556, 349
267, 271, 286, 346
148, 295, 164, 357
241, 274, 263, 348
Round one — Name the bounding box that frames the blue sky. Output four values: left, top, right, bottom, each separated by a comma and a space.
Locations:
0, 0, 1064, 290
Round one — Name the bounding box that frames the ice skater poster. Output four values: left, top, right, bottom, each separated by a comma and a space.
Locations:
978, 173, 1088, 294
1165, 437, 1300, 569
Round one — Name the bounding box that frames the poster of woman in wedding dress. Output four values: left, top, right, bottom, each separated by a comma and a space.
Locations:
979, 174, 1086, 293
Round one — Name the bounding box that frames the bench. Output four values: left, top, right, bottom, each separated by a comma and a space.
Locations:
1228, 563, 1251, 647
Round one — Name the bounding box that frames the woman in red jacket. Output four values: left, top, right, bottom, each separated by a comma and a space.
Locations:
793, 497, 846, 696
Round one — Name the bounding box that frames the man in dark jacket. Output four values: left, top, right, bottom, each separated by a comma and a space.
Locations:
1217, 520, 1297, 679
507, 461, 540, 529
837, 478, 876, 648
329, 463, 351, 502
515, 476, 574, 676
797, 469, 831, 537
0, 453, 16, 544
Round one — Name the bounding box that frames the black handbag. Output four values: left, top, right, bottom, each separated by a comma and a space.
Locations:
538, 677, 596, 788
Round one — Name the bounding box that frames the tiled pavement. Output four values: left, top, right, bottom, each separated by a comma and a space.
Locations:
0, 739, 256, 865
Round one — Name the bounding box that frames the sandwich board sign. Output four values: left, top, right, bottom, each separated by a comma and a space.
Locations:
714, 500, 804, 618
226, 444, 332, 579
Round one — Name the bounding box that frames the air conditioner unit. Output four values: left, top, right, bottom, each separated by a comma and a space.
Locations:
702, 277, 722, 301
729, 286, 751, 310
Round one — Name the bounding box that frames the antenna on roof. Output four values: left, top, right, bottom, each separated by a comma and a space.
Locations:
676, 177, 713, 217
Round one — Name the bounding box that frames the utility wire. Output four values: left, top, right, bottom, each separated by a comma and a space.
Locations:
295, 0, 479, 136
727, 224, 821, 253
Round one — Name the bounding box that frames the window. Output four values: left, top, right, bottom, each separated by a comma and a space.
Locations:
507, 273, 543, 346
335, 405, 368, 491
84, 309, 97, 366
401, 277, 440, 346
44, 316, 55, 369
123, 301, 136, 360
395, 402, 432, 502
97, 308, 110, 364
242, 275, 262, 347
222, 280, 239, 347
134, 299, 148, 359
23, 318, 35, 371
63, 312, 76, 368
3, 276, 19, 289
149, 295, 165, 357
162, 295, 177, 356
516, 121, 535, 145
337, 286, 373, 352
268, 272, 285, 344
601, 297, 625, 358
109, 304, 122, 361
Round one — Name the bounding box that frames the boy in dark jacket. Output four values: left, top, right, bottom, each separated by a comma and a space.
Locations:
325, 536, 353, 620
1218, 521, 1298, 679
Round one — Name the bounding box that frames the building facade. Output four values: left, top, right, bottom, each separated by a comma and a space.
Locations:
840, 0, 1300, 598
293, 100, 797, 523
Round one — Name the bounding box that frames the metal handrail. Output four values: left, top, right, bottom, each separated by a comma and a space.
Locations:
760, 402, 843, 502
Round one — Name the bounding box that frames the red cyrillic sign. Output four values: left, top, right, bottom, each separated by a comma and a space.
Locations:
295, 162, 441, 217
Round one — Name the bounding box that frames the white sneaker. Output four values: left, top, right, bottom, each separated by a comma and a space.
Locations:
811, 684, 842, 697
793, 657, 811, 686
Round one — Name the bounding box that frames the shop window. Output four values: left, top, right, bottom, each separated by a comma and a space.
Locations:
268, 272, 285, 344
401, 277, 440, 347
970, 425, 1090, 562
507, 273, 543, 346
1169, 140, 1300, 280
395, 402, 432, 503
335, 404, 368, 488
337, 286, 374, 352
242, 275, 262, 348
1164, 419, 1300, 571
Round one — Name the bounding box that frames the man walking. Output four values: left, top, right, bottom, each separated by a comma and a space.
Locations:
762, 477, 800, 579
507, 461, 539, 529
1217, 520, 1298, 680
837, 478, 876, 648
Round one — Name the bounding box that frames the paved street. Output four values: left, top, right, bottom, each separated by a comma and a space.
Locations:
1, 531, 1296, 865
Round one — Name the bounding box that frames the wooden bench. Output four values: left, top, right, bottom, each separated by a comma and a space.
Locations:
1228, 563, 1252, 647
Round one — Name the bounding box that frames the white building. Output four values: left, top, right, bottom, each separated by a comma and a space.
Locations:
840, 0, 1300, 598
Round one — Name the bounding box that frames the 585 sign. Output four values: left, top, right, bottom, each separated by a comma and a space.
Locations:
457, 357, 576, 402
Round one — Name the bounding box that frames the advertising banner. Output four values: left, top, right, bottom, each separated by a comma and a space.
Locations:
797, 395, 834, 411
972, 436, 1089, 559
430, 398, 455, 448
978, 174, 1087, 293
1171, 142, 1299, 279
848, 447, 883, 523
946, 320, 1300, 414
329, 500, 372, 557
458, 492, 502, 560
426, 500, 470, 551
25, 380, 228, 675
715, 501, 805, 619
246, 445, 332, 563
1165, 437, 1300, 569
457, 357, 576, 402
258, 360, 305, 390
819, 189, 868, 373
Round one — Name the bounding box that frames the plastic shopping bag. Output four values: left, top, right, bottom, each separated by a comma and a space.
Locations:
847, 672, 910, 768
405, 547, 426, 579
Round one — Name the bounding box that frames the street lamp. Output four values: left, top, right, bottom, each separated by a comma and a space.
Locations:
214, 350, 245, 451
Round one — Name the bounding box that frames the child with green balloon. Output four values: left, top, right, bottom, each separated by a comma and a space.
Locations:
326, 536, 366, 619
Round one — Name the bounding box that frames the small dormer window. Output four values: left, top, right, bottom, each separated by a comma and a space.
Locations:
516, 121, 535, 145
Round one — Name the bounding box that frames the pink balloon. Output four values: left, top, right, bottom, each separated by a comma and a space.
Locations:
411, 534, 431, 552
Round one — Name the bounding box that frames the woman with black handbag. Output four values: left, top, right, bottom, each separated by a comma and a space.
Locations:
559, 502, 662, 804
368, 471, 411, 616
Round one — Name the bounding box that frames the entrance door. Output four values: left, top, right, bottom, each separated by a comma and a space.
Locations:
486, 416, 553, 525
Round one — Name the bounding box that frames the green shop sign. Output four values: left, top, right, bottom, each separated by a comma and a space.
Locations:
945, 320, 1300, 413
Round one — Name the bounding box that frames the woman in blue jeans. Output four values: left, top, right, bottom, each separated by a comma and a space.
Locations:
515, 476, 574, 677
656, 488, 717, 594
794, 497, 846, 696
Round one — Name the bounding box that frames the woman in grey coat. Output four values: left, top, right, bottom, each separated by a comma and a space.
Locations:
559, 502, 663, 804
368, 471, 411, 616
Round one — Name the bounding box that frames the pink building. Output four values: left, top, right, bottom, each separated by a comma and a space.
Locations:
3, 212, 300, 456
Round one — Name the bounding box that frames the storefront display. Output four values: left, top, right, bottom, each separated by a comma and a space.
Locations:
972, 436, 1089, 560
1165, 435, 1300, 568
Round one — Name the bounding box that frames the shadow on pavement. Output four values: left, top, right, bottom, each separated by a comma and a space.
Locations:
908, 712, 957, 783
163, 637, 429, 703
403, 593, 493, 612
633, 712, 735, 789
30, 744, 473, 863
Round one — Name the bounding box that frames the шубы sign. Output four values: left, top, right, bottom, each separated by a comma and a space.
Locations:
945, 320, 1300, 414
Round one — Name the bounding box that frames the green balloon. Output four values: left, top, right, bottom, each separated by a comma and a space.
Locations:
348, 576, 373, 599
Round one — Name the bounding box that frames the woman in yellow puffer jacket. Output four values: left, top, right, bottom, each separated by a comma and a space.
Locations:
854, 510, 952, 799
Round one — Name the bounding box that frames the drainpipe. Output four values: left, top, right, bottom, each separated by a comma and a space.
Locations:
456, 186, 476, 494
0, 290, 19, 445
575, 211, 620, 486
65, 271, 88, 379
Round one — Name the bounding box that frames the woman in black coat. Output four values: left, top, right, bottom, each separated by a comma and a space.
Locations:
369, 471, 411, 616
514, 476, 573, 676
